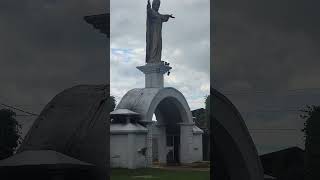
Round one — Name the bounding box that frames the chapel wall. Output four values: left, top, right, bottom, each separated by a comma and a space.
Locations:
110, 135, 128, 168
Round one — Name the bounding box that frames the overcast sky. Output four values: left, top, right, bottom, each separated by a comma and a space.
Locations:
214, 0, 320, 154
110, 0, 210, 110
1, 0, 320, 155
0, 0, 107, 138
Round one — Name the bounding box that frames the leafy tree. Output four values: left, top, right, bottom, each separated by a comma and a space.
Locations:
192, 108, 206, 129
108, 95, 116, 123
204, 95, 211, 161
205, 94, 210, 131
192, 95, 210, 131
109, 95, 116, 111
0, 108, 21, 160
300, 105, 320, 180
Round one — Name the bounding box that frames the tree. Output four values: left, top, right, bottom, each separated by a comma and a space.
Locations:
192, 95, 211, 130
0, 108, 21, 160
300, 105, 320, 180
109, 95, 116, 111
192, 108, 206, 129
205, 94, 210, 131
190, 95, 211, 161
204, 95, 211, 161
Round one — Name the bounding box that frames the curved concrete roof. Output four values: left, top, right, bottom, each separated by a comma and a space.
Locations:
17, 85, 109, 177
192, 125, 204, 134
212, 88, 264, 180
116, 87, 193, 124
110, 109, 140, 116
110, 123, 148, 134
0, 150, 94, 167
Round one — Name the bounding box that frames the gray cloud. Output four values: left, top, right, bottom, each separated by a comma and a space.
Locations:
0, 0, 107, 137
214, 0, 320, 153
110, 0, 210, 110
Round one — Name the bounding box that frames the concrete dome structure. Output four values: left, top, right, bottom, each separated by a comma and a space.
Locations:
14, 85, 110, 180
110, 87, 203, 168
116, 87, 193, 124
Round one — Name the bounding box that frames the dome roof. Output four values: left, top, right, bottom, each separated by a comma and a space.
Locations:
110, 123, 148, 134
110, 109, 140, 116
193, 125, 204, 134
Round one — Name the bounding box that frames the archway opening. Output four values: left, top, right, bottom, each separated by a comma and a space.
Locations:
152, 97, 185, 165
152, 113, 159, 164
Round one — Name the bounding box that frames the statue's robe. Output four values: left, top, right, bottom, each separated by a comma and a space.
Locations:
146, 5, 170, 63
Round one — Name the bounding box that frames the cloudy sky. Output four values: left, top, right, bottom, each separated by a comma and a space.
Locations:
110, 0, 210, 110
214, 0, 320, 154
1, 0, 320, 155
0, 0, 107, 138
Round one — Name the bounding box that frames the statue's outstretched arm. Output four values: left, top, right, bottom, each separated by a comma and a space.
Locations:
168, 14, 175, 18
160, 14, 175, 22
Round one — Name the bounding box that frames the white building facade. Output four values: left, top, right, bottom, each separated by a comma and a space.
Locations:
110, 62, 204, 169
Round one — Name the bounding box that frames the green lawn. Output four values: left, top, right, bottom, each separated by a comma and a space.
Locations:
111, 168, 210, 180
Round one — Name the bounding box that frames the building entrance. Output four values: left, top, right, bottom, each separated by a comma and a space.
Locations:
166, 135, 180, 165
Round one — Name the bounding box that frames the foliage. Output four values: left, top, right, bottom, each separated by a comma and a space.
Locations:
108, 95, 116, 123
300, 105, 320, 180
110, 95, 116, 111
0, 108, 21, 160
205, 95, 210, 132
192, 95, 210, 131
301, 105, 320, 140
192, 108, 206, 129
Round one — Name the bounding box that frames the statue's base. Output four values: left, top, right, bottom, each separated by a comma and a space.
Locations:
137, 62, 172, 88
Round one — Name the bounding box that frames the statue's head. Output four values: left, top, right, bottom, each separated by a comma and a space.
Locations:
152, 0, 160, 11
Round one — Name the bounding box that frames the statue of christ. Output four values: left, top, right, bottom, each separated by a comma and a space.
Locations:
145, 0, 174, 63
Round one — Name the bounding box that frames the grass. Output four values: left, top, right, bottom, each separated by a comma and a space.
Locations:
111, 168, 210, 180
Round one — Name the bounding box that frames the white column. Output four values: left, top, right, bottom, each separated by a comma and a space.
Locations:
145, 123, 153, 167
156, 124, 167, 164
145, 72, 164, 88
179, 123, 194, 164
137, 62, 172, 88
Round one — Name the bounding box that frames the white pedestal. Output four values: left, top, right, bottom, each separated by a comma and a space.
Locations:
137, 62, 172, 88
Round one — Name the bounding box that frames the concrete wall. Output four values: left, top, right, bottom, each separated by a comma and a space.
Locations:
110, 133, 147, 169
191, 133, 203, 162
110, 134, 128, 168
180, 124, 194, 163
134, 134, 148, 168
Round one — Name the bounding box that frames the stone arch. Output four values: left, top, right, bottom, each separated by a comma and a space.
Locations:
117, 87, 193, 124
212, 88, 264, 180
117, 87, 195, 164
